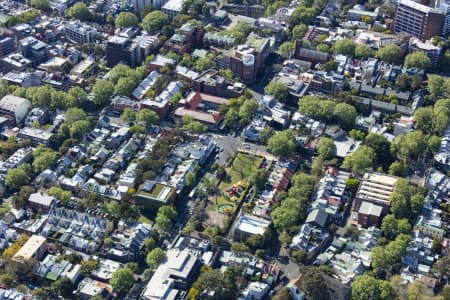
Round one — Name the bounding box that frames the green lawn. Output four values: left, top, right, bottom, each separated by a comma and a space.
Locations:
209, 153, 263, 214
138, 214, 152, 224
220, 153, 264, 190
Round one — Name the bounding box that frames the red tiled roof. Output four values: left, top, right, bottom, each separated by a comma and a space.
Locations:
186, 92, 229, 109
174, 108, 223, 124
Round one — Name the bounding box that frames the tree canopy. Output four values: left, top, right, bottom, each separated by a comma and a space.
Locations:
146, 247, 165, 269
142, 11, 169, 33
115, 12, 139, 28
265, 81, 289, 104
137, 109, 159, 126
334, 102, 357, 128
279, 41, 295, 58
92, 80, 114, 107
30, 0, 50, 11
355, 44, 374, 59
332, 38, 356, 56
376, 44, 402, 64
371, 234, 411, 272
404, 51, 431, 70
110, 268, 135, 291
342, 145, 375, 174
267, 129, 296, 157
316, 137, 335, 159
272, 172, 314, 231
5, 164, 31, 191
66, 2, 92, 21
298, 96, 336, 122
389, 178, 424, 220
351, 275, 396, 300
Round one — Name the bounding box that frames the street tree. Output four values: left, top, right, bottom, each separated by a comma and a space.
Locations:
5, 165, 31, 191
69, 120, 90, 139
146, 247, 165, 269
110, 268, 135, 291
68, 86, 88, 108
388, 160, 408, 177
239, 100, 258, 123
32, 146, 59, 173
267, 129, 296, 157
115, 77, 136, 96
265, 81, 289, 103
392, 130, 427, 161
92, 80, 114, 107
121, 108, 136, 124
301, 267, 330, 300
364, 133, 393, 166
289, 6, 317, 26
31, 0, 50, 11
292, 24, 308, 40
259, 126, 275, 145
64, 108, 87, 126
298, 96, 336, 122
351, 275, 396, 300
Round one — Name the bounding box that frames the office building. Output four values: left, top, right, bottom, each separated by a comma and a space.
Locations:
106, 36, 140, 67
133, 0, 166, 10
223, 33, 271, 83
409, 38, 443, 67
161, 0, 185, 19
435, 0, 450, 36
0, 53, 32, 73
394, 0, 444, 40
141, 249, 200, 299
19, 37, 49, 66
64, 20, 97, 44
0, 33, 16, 58
193, 69, 245, 98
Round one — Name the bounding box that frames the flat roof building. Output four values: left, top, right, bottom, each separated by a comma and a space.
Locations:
394, 0, 444, 40
355, 171, 398, 215
141, 249, 199, 300
28, 192, 56, 211
14, 235, 47, 261
358, 201, 383, 228
17, 127, 54, 146
234, 215, 270, 240
161, 0, 185, 19
0, 94, 31, 124
65, 20, 97, 44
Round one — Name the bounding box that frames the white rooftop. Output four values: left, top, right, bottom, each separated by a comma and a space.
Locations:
235, 215, 270, 235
